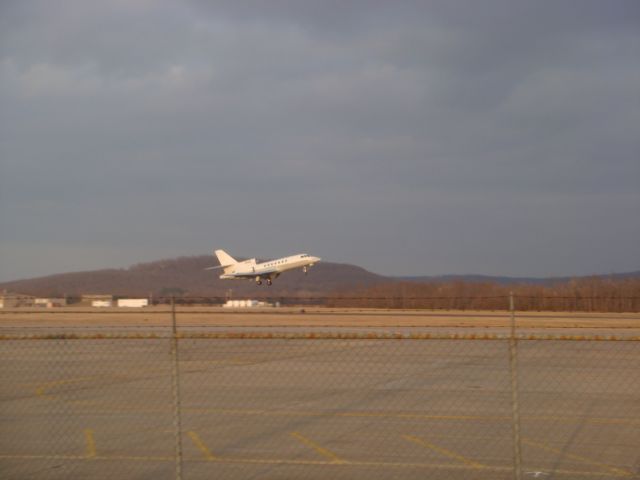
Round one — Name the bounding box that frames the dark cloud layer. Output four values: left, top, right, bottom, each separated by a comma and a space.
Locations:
1, 0, 639, 281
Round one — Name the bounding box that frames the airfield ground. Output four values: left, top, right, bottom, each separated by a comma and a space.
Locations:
1, 309, 639, 479
1, 307, 640, 336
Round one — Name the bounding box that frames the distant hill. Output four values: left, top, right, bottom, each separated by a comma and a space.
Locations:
0, 256, 386, 297
0, 255, 638, 298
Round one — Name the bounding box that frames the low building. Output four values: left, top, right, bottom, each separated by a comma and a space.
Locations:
117, 298, 149, 308
222, 299, 271, 308
34, 297, 67, 308
82, 294, 114, 306
91, 300, 112, 308
0, 292, 35, 308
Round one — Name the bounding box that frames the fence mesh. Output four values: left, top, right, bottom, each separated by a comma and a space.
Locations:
1, 297, 639, 479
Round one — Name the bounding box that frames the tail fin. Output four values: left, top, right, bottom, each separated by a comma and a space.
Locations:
214, 249, 237, 267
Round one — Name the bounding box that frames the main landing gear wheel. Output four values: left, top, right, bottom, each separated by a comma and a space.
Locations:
303, 266, 308, 274
255, 277, 262, 285
267, 278, 272, 286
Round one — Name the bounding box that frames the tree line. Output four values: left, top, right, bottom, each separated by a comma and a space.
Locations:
326, 277, 640, 312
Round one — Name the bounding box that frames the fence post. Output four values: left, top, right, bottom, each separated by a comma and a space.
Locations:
509, 292, 522, 479
170, 296, 183, 480
171, 296, 177, 335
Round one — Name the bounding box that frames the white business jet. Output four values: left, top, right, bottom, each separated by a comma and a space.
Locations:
208, 249, 321, 285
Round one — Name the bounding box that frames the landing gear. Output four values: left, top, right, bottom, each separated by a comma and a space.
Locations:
255, 276, 262, 285
303, 266, 308, 274
267, 278, 272, 286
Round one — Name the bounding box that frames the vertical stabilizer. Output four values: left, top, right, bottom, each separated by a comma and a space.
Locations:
214, 249, 237, 267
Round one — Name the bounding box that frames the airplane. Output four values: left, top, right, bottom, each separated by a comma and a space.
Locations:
208, 249, 321, 285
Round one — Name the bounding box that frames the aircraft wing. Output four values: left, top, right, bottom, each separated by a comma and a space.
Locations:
256, 268, 279, 276
226, 267, 279, 278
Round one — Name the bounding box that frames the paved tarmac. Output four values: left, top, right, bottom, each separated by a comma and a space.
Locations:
1, 329, 639, 479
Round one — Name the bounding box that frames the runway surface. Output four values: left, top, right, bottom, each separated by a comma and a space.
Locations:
1, 317, 639, 479
2, 307, 640, 338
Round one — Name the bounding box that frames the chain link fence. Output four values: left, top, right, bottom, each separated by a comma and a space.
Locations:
1, 296, 639, 479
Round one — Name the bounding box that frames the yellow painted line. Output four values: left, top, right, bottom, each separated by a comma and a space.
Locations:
103, 454, 175, 461
34, 367, 169, 400
403, 434, 486, 469
290, 432, 345, 464
182, 407, 640, 426
0, 454, 88, 460
182, 359, 253, 369
187, 431, 216, 460
523, 439, 633, 477
84, 429, 96, 458
35, 376, 96, 400
187, 408, 509, 422
37, 400, 640, 427
0, 453, 631, 476
523, 415, 639, 426
343, 411, 506, 422
71, 403, 640, 427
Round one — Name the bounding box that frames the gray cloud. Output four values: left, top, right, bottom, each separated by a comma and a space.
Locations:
1, 0, 639, 281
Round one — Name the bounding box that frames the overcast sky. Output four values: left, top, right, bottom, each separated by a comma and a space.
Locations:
1, 0, 639, 281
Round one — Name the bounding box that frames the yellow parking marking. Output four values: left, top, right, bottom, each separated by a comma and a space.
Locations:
84, 429, 96, 458
0, 453, 631, 476
187, 431, 216, 460
58, 402, 640, 427
34, 367, 169, 400
36, 376, 96, 400
27, 393, 640, 428
181, 359, 254, 370
523, 439, 633, 477
0, 454, 88, 460
526, 415, 638, 426
181, 407, 640, 426
403, 434, 486, 469
101, 454, 175, 461
29, 379, 640, 429
290, 432, 345, 464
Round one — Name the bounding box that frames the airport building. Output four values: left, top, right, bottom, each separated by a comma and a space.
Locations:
92, 300, 113, 308
33, 297, 67, 308
117, 298, 149, 308
81, 294, 114, 307
0, 291, 35, 308
223, 299, 272, 308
